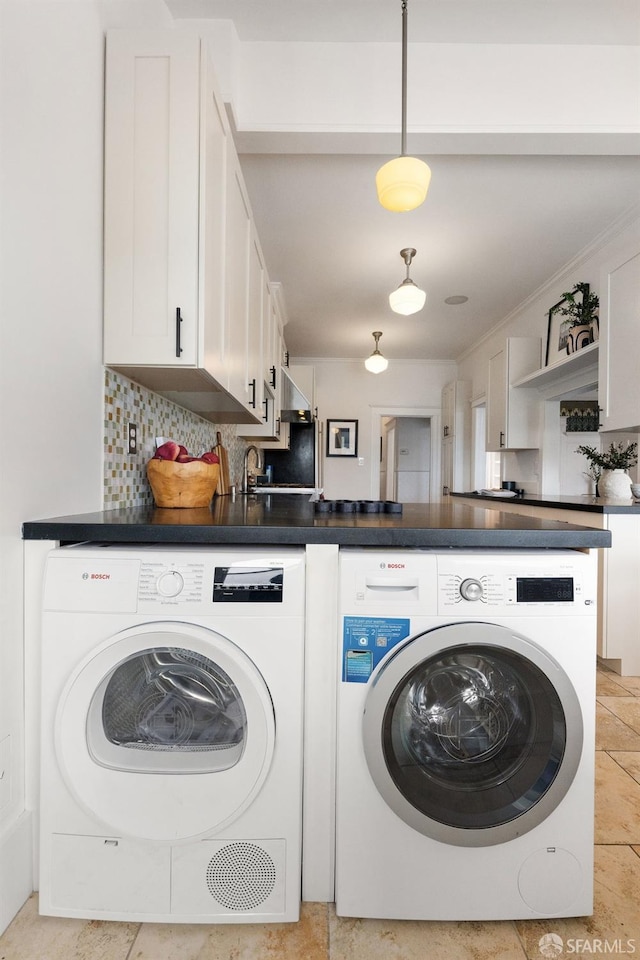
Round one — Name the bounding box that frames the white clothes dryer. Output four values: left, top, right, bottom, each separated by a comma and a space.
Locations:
39, 544, 305, 923
336, 548, 597, 921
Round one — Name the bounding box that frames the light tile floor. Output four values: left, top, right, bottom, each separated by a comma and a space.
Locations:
2, 662, 640, 960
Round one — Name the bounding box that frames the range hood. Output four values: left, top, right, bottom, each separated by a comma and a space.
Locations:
280, 368, 313, 422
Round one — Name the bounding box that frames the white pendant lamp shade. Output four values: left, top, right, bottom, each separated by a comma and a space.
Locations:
376, 156, 432, 213
389, 248, 426, 316
376, 0, 431, 212
365, 331, 389, 374
389, 279, 426, 315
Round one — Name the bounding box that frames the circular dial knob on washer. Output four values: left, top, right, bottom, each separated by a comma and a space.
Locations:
459, 578, 483, 601
157, 570, 184, 598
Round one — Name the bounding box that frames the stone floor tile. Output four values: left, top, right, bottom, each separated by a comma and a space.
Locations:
599, 697, 640, 735
516, 845, 640, 958
595, 752, 640, 844
596, 671, 632, 697
608, 752, 640, 786
595, 702, 640, 751
328, 905, 525, 960
128, 901, 328, 960
0, 894, 139, 960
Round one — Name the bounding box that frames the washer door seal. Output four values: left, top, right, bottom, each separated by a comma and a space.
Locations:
362, 621, 583, 847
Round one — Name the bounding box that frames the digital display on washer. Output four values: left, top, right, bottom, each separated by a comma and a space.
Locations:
213, 566, 284, 602
516, 577, 574, 603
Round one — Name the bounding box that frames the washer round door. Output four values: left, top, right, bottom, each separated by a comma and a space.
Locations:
55, 622, 275, 842
362, 621, 583, 847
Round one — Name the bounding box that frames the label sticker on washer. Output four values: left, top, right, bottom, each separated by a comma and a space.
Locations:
342, 617, 410, 682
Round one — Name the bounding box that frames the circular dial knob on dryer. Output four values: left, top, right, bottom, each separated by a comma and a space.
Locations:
459, 578, 484, 601
157, 570, 184, 598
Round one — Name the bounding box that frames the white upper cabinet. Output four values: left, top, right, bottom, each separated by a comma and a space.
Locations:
104, 31, 202, 367
599, 243, 640, 432
440, 380, 470, 494
486, 338, 541, 451
103, 29, 271, 425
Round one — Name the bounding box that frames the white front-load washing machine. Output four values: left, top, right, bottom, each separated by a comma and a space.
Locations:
336, 548, 597, 921
39, 544, 305, 923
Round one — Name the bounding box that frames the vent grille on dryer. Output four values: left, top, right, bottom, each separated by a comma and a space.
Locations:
206, 842, 277, 910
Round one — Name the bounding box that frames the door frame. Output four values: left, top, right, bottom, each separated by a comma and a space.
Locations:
370, 406, 441, 501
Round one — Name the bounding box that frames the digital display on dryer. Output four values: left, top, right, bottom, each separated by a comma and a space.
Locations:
213, 566, 284, 602
516, 577, 574, 603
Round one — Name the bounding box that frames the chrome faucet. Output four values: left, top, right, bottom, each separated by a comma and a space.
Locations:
242, 445, 263, 493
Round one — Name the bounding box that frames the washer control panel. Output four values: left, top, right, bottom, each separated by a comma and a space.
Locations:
436, 552, 591, 614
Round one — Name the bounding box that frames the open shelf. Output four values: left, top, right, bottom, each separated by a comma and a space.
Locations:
513, 341, 598, 389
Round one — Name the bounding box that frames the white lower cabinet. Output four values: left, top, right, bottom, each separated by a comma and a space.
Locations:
103, 29, 269, 425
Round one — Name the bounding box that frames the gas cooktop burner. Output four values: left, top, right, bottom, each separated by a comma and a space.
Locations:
314, 499, 402, 515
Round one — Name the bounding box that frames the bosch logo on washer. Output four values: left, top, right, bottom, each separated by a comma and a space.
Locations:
342, 617, 410, 682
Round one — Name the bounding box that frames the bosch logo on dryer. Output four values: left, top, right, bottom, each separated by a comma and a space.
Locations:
379, 562, 406, 570
82, 572, 111, 580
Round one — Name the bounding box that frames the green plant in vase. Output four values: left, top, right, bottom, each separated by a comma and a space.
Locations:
558, 282, 599, 354
576, 441, 638, 498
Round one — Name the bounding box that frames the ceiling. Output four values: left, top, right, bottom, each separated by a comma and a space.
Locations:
168, 1, 640, 363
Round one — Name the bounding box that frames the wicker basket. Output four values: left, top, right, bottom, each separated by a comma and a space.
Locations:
147, 458, 220, 508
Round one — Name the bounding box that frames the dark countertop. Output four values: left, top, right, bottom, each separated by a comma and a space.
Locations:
452, 492, 640, 514
22, 495, 611, 548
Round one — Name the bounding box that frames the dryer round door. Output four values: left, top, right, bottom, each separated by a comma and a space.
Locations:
362, 621, 583, 847
55, 622, 275, 841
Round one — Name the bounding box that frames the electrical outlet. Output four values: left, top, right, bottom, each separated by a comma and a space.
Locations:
128, 423, 138, 455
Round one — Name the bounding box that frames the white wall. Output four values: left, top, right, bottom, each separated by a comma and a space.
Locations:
309, 359, 453, 500
0, 0, 172, 932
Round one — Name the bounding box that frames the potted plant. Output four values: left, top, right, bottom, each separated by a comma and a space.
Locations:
558, 282, 599, 353
576, 441, 638, 499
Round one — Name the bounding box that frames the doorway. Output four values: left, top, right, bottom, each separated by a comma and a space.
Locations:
371, 406, 441, 503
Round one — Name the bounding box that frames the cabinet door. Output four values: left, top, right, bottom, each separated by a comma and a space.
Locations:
486, 348, 507, 451
200, 50, 229, 387
441, 382, 454, 438
599, 248, 640, 432
104, 31, 201, 366
225, 150, 252, 409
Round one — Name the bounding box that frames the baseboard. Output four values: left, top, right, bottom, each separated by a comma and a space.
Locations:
0, 812, 33, 934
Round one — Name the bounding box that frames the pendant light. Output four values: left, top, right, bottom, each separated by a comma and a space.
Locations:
389, 247, 426, 315
376, 0, 431, 212
365, 331, 389, 374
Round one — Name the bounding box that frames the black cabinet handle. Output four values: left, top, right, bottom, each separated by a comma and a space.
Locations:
249, 379, 256, 409
175, 307, 183, 358
275, 417, 281, 437
262, 397, 269, 422
284, 351, 290, 368
270, 366, 277, 389
499, 431, 505, 448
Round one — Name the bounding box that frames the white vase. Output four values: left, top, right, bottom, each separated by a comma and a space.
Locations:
598, 469, 632, 499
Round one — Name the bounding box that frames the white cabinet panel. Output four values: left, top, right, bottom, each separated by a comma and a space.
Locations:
487, 338, 540, 451
599, 246, 640, 432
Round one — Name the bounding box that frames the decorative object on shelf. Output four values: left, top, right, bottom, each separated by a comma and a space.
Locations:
364, 331, 389, 374
559, 399, 600, 433
389, 248, 426, 315
375, 0, 431, 212
326, 419, 359, 457
545, 282, 599, 366
575, 441, 638, 499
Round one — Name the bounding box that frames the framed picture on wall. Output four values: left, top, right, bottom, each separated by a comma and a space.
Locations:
326, 419, 358, 457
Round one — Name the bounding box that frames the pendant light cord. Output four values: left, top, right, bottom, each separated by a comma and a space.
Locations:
401, 0, 408, 157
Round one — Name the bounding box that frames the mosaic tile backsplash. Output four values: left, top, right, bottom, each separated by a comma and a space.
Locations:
104, 370, 249, 507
